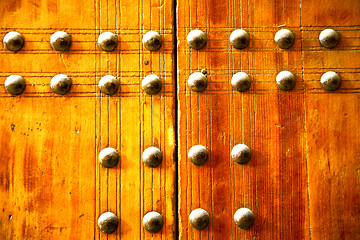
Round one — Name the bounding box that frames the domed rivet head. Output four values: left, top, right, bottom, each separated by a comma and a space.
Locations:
3, 31, 25, 52
50, 31, 71, 52
142, 74, 162, 95
142, 147, 162, 167
5, 75, 26, 95
99, 147, 119, 168
276, 71, 296, 91
189, 208, 210, 230
187, 30, 207, 50
231, 144, 252, 164
188, 145, 208, 166
230, 29, 250, 50
231, 72, 251, 92
320, 71, 341, 91
188, 72, 208, 92
274, 29, 295, 49
98, 32, 118, 52
98, 75, 119, 95
234, 208, 255, 230
50, 74, 72, 95
319, 29, 340, 49
143, 211, 164, 233
142, 31, 162, 51
98, 212, 119, 234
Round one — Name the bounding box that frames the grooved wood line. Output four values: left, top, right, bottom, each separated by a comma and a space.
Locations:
177, 0, 360, 239
0, 0, 176, 239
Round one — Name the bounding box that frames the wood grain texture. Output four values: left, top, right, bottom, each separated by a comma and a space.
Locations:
0, 0, 176, 239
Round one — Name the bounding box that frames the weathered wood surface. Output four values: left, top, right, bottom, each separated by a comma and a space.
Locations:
0, 0, 176, 239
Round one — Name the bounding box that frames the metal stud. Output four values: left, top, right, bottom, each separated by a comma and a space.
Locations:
50, 31, 71, 52
274, 29, 295, 49
188, 145, 208, 166
142, 74, 162, 95
98, 75, 119, 95
187, 30, 207, 50
276, 71, 296, 91
98, 212, 119, 234
188, 72, 207, 92
142, 31, 162, 51
143, 212, 164, 233
142, 147, 162, 167
189, 208, 210, 230
234, 208, 255, 230
320, 71, 341, 91
99, 147, 119, 168
319, 29, 340, 49
3, 31, 25, 52
231, 72, 251, 92
4, 75, 26, 95
98, 32, 118, 52
230, 29, 250, 50
50, 74, 72, 95
231, 144, 252, 164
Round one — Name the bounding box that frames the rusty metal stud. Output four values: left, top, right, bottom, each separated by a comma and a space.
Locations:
231, 144, 252, 164
50, 74, 72, 95
276, 71, 296, 91
230, 29, 250, 50
319, 29, 340, 49
98, 147, 119, 168
50, 31, 71, 52
142, 74, 162, 95
142, 31, 162, 51
320, 71, 341, 91
187, 30, 207, 50
234, 208, 255, 230
4, 75, 26, 95
98, 212, 119, 234
188, 145, 208, 166
3, 31, 24, 52
142, 147, 162, 167
98, 75, 119, 95
188, 72, 207, 92
189, 208, 210, 230
274, 29, 295, 49
231, 72, 251, 92
97, 32, 118, 52
143, 212, 164, 233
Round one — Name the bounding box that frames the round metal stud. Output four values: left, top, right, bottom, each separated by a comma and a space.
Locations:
98, 212, 119, 234
50, 74, 72, 95
98, 75, 119, 95
143, 211, 164, 233
274, 29, 295, 49
187, 30, 207, 50
276, 71, 296, 91
188, 72, 207, 92
4, 75, 26, 95
231, 72, 251, 92
50, 31, 71, 52
189, 208, 210, 230
319, 29, 340, 49
3, 31, 25, 52
142, 31, 162, 51
142, 74, 162, 95
230, 29, 250, 50
142, 147, 162, 167
234, 208, 255, 230
320, 71, 341, 91
98, 32, 118, 52
188, 145, 209, 166
231, 144, 252, 164
99, 147, 119, 168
